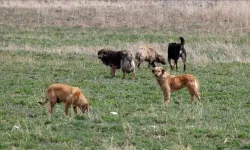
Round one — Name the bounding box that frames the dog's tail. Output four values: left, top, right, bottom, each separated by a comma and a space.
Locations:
180, 37, 185, 46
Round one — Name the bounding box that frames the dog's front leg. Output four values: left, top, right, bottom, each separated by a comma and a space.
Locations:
49, 101, 56, 114
73, 105, 77, 114
65, 102, 70, 116
148, 61, 156, 68
163, 90, 171, 105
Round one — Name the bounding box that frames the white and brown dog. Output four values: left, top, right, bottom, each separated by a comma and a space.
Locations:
135, 46, 166, 68
152, 67, 200, 104
38, 84, 90, 116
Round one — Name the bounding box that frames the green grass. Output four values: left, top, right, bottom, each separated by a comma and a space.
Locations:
1, 25, 250, 149
1, 25, 249, 49
1, 1, 250, 149
1, 47, 250, 149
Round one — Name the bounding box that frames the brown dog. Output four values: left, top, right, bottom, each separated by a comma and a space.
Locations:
38, 84, 90, 116
152, 67, 200, 104
135, 46, 166, 68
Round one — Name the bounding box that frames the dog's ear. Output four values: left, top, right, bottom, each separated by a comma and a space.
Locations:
103, 53, 107, 57
161, 68, 165, 74
102, 50, 108, 57
81, 104, 91, 113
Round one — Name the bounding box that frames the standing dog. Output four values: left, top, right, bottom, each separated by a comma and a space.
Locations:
168, 37, 187, 71
97, 49, 136, 79
135, 46, 166, 68
38, 84, 90, 116
152, 67, 200, 105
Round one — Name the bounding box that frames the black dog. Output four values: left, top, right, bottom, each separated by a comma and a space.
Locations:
167, 37, 187, 72
97, 49, 135, 79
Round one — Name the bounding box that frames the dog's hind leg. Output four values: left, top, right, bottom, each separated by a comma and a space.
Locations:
122, 71, 126, 79
190, 93, 200, 103
181, 54, 187, 72
168, 58, 173, 70
111, 65, 116, 77
194, 91, 201, 102
190, 94, 195, 103
187, 84, 200, 103
196, 93, 201, 102
174, 59, 178, 71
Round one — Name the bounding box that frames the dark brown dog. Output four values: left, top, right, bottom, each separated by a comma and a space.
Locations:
135, 46, 166, 68
97, 49, 135, 79
168, 37, 187, 71
152, 67, 200, 105
38, 84, 90, 116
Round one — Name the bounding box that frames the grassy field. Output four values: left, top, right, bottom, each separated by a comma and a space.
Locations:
1, 26, 250, 150
1, 1, 250, 150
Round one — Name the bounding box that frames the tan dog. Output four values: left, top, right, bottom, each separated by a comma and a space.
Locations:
38, 84, 90, 116
152, 67, 200, 104
135, 46, 166, 68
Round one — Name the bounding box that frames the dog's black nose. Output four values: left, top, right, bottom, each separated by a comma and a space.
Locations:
152, 69, 154, 73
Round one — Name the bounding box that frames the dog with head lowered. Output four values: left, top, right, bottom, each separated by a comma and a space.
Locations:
97, 49, 136, 79
38, 84, 90, 116
152, 67, 200, 105
135, 46, 166, 68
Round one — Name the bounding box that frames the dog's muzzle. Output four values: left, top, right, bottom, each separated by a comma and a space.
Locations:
152, 69, 159, 76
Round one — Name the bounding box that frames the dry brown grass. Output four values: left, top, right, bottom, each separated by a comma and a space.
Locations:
1, 0, 250, 65
1, 0, 250, 32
